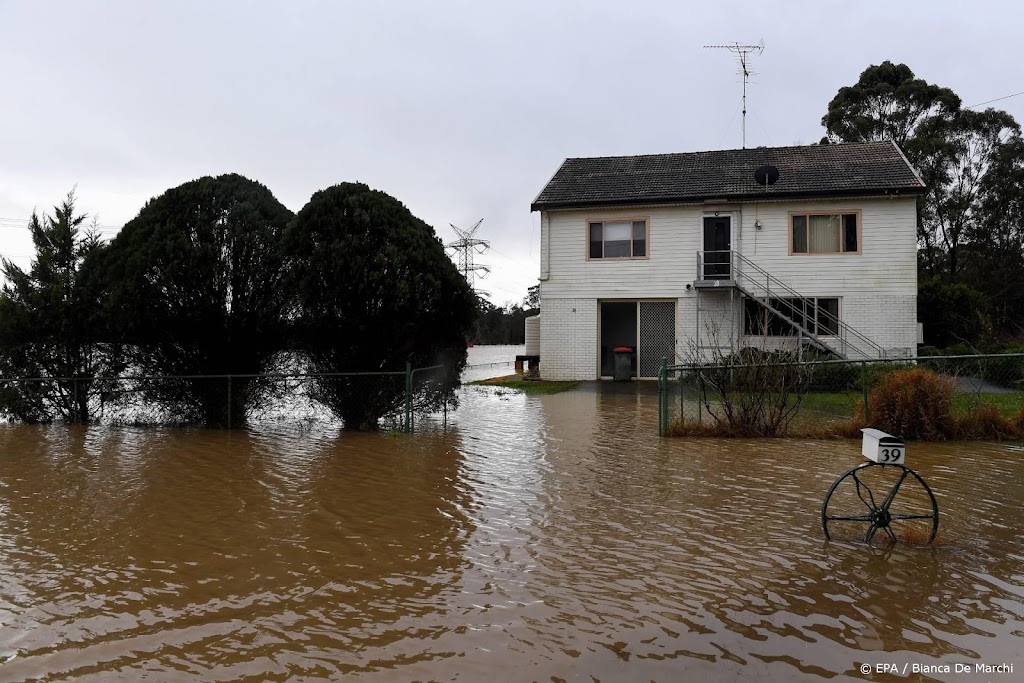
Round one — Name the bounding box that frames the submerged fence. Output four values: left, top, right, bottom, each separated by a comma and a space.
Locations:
0, 363, 452, 432
658, 353, 1024, 436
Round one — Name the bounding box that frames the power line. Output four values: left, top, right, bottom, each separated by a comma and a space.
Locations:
968, 90, 1024, 109
0, 217, 122, 232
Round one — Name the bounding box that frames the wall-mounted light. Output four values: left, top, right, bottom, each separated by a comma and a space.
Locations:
755, 219, 763, 230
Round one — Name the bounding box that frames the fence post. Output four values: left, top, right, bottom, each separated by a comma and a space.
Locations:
658, 357, 668, 436
405, 361, 413, 433
861, 361, 869, 423
679, 367, 685, 424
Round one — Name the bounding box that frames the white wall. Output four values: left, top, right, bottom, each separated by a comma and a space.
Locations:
538, 196, 919, 378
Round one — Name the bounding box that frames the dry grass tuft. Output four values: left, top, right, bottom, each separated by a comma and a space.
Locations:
954, 403, 1019, 440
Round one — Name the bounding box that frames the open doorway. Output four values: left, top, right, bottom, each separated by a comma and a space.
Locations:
600, 300, 677, 378
599, 302, 637, 377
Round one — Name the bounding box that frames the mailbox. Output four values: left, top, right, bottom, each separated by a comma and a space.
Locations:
861, 428, 905, 465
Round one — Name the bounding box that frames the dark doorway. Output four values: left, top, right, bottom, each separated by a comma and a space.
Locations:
702, 216, 732, 279
600, 302, 637, 377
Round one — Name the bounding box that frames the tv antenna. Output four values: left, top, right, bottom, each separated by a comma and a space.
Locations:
704, 40, 765, 148
446, 218, 490, 298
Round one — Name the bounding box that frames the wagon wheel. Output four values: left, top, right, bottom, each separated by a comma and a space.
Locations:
821, 462, 938, 545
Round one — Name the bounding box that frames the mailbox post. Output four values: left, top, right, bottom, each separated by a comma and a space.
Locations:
821, 427, 939, 545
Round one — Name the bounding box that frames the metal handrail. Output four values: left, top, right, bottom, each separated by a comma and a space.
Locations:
696, 250, 734, 280
696, 249, 887, 359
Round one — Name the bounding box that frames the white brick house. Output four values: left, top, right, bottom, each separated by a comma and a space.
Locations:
530, 141, 923, 381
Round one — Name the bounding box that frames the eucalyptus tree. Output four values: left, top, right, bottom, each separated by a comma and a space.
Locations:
821, 61, 961, 153
822, 63, 1022, 278
914, 108, 1021, 280
100, 174, 293, 427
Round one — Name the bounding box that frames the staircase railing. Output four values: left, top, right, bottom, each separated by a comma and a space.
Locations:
696, 250, 888, 360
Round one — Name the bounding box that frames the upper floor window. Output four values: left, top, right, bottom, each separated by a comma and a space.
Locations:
791, 212, 859, 254
589, 219, 648, 259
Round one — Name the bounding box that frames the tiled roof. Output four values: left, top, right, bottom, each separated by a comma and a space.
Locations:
531, 141, 925, 211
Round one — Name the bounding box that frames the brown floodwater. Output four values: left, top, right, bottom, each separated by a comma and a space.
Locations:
0, 356, 1022, 681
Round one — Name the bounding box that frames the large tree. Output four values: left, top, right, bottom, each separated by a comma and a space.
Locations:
100, 174, 293, 427
915, 108, 1021, 279
0, 192, 119, 423
284, 182, 476, 430
823, 62, 1024, 344
967, 135, 1024, 334
822, 63, 1021, 276
821, 61, 960, 152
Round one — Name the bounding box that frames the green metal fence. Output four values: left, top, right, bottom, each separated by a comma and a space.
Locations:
658, 353, 1024, 437
0, 363, 451, 432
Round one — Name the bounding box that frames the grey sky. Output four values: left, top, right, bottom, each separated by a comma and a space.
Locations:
1, 0, 1021, 305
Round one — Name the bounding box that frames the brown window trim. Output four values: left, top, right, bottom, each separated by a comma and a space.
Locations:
586, 216, 651, 261
787, 210, 862, 256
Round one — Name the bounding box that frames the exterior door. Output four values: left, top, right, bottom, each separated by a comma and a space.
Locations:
703, 216, 732, 279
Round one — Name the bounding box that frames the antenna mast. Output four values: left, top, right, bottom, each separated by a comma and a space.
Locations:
445, 218, 490, 298
704, 40, 764, 148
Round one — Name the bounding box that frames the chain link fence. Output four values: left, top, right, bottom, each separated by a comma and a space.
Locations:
658, 353, 1024, 437
0, 364, 453, 432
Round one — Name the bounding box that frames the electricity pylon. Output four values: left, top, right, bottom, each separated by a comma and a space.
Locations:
446, 218, 490, 298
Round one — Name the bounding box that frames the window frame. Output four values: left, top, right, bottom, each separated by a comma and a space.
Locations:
788, 210, 861, 256
586, 216, 651, 261
744, 296, 842, 337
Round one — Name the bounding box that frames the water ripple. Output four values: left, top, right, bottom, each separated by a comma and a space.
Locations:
0, 376, 1020, 680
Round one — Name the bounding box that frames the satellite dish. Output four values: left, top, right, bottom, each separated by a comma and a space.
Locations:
754, 164, 780, 186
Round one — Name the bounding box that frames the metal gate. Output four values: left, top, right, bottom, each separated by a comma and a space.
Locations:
639, 301, 676, 377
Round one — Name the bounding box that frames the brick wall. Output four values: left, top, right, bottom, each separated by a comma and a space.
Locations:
539, 298, 598, 380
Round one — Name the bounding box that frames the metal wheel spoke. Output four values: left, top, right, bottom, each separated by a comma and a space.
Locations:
852, 472, 877, 512
880, 469, 910, 511
823, 461, 939, 546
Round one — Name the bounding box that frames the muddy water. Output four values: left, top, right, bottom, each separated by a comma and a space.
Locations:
0, 367, 1022, 680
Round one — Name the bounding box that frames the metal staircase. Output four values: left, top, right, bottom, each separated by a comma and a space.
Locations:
694, 250, 888, 360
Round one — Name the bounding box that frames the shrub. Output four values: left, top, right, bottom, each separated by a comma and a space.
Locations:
686, 340, 811, 437
866, 368, 955, 440
806, 361, 860, 392
917, 278, 987, 347
954, 403, 1019, 440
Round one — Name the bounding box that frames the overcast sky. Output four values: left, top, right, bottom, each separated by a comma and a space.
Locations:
1, 0, 1022, 304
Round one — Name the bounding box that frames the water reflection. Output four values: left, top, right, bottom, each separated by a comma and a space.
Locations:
0, 425, 474, 680
0, 380, 1021, 681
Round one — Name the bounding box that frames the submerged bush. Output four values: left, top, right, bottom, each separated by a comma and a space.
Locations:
954, 403, 1018, 440
865, 369, 956, 440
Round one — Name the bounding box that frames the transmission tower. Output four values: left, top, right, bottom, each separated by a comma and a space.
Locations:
445, 218, 490, 297
704, 40, 765, 148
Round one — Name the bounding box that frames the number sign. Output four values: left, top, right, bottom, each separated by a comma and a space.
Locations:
876, 446, 904, 464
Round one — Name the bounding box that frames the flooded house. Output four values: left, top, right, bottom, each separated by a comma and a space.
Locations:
530, 141, 924, 381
